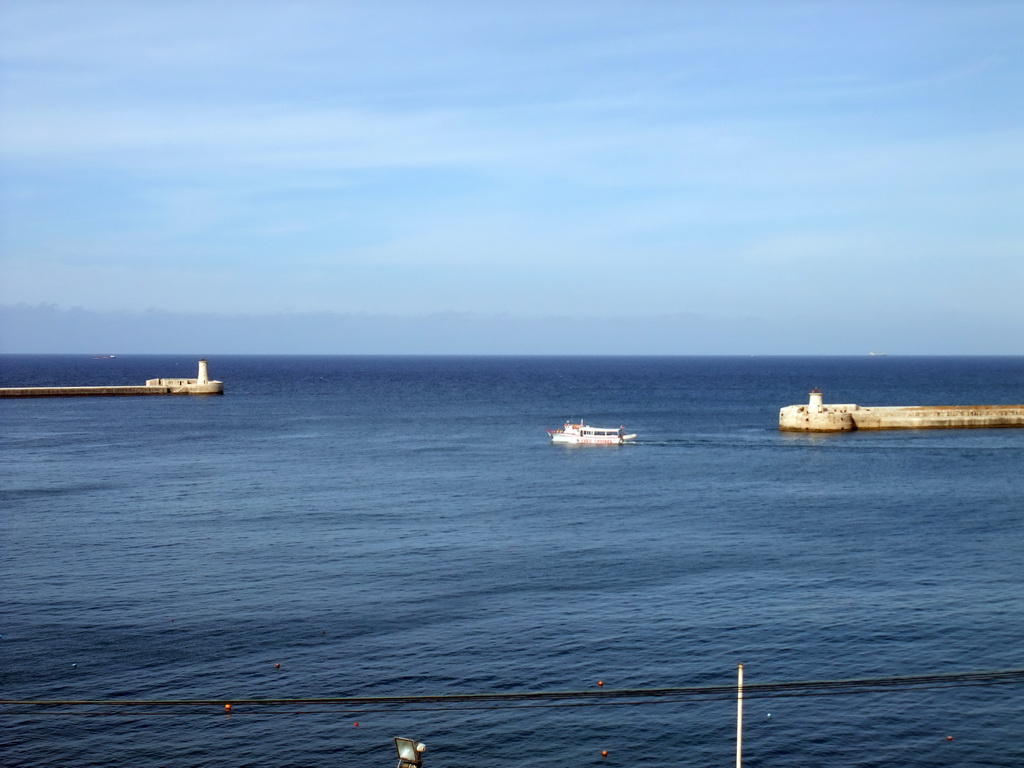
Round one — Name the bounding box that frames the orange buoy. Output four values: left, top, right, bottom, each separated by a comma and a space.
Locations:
275, 663, 281, 669
224, 703, 232, 713
598, 680, 604, 687
601, 750, 608, 758
946, 736, 954, 741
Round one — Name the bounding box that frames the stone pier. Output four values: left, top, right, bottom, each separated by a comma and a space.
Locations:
0, 360, 224, 398
779, 389, 1024, 432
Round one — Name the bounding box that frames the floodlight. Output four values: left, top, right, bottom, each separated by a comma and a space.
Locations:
394, 737, 427, 768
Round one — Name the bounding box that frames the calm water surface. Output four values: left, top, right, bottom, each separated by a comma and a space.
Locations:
2, 355, 1023, 767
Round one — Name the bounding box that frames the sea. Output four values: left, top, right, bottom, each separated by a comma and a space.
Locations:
2, 354, 1023, 768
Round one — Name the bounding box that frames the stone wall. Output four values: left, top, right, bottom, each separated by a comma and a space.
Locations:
780, 393, 1024, 432
851, 405, 1024, 430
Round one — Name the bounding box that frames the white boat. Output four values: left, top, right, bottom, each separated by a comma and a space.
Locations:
547, 422, 637, 445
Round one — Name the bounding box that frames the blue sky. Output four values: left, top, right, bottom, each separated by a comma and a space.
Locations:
1, 1, 1022, 354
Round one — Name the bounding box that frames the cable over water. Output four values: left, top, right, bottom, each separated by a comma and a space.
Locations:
4, 668, 1023, 715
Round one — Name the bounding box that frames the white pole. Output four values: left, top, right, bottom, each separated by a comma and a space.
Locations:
736, 663, 744, 768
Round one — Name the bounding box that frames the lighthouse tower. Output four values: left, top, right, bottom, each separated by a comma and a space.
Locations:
809, 388, 823, 412
191, 359, 223, 393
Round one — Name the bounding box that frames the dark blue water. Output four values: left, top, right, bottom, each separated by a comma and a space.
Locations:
3, 355, 1023, 767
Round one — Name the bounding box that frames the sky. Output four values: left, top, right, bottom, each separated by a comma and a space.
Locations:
1, 1, 1022, 354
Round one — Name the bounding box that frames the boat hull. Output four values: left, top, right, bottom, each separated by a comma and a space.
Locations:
547, 423, 637, 445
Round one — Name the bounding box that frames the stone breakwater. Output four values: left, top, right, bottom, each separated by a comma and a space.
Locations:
0, 360, 223, 398
779, 389, 1024, 432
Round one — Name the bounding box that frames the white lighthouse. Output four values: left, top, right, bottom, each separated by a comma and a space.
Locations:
809, 388, 823, 412
145, 359, 223, 394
